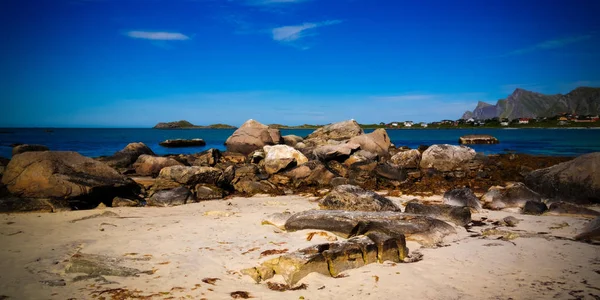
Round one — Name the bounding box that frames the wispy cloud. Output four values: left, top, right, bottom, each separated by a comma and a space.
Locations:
503, 34, 592, 56
271, 20, 341, 48
125, 31, 190, 41
241, 0, 309, 6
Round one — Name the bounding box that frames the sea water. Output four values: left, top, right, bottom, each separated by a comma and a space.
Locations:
1, 128, 599, 158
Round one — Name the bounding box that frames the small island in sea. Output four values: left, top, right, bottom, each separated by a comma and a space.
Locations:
153, 120, 237, 129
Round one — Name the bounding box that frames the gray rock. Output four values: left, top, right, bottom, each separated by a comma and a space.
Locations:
545, 202, 600, 218
420, 144, 476, 172
522, 200, 548, 215
404, 202, 471, 226
375, 162, 407, 181
284, 209, 457, 246
159, 138, 206, 148
187, 148, 221, 166
482, 182, 543, 210
147, 187, 191, 207
320, 185, 400, 212
524, 152, 600, 204
313, 143, 360, 161
443, 188, 482, 211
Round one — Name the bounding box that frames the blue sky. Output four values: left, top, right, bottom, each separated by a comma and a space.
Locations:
1, 0, 600, 127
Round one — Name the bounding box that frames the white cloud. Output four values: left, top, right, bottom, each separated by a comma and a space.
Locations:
271, 20, 341, 45
125, 31, 190, 41
504, 34, 592, 56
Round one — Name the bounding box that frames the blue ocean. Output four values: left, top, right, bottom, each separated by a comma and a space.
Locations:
1, 128, 599, 159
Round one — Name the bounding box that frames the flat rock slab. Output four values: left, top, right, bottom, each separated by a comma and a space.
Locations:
545, 202, 600, 218
404, 202, 471, 226
284, 210, 456, 246
242, 234, 409, 286
458, 135, 499, 145
159, 139, 206, 148
66, 252, 153, 277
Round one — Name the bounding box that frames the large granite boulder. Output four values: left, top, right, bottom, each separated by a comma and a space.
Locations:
482, 182, 543, 210
99, 142, 155, 168
194, 184, 224, 201
313, 143, 360, 161
348, 129, 391, 158
420, 144, 476, 172
390, 149, 421, 169
263, 145, 309, 174
305, 120, 364, 145
443, 188, 482, 211
282, 135, 304, 147
133, 155, 183, 177
524, 152, 600, 204
158, 165, 222, 185
1, 151, 139, 208
545, 202, 600, 218
319, 184, 400, 211
225, 119, 282, 155
282, 161, 337, 187
12, 144, 49, 156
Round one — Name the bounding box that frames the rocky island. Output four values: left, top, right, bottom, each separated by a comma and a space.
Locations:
153, 120, 236, 129
0, 119, 599, 299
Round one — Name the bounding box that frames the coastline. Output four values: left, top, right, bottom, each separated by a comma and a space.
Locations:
1, 194, 598, 299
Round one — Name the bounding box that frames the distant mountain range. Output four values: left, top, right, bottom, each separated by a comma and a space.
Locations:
462, 87, 600, 120
153, 120, 236, 129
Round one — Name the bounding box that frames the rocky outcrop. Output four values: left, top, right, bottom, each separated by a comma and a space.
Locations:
133, 155, 183, 177
420, 144, 476, 172
0, 196, 70, 213
319, 185, 400, 212
1, 151, 139, 209
443, 188, 482, 211
390, 149, 421, 169
99, 142, 155, 169
284, 210, 457, 246
158, 165, 222, 185
159, 138, 206, 148
348, 128, 391, 158
458, 135, 499, 145
225, 119, 282, 155
305, 120, 363, 145
263, 145, 308, 174
524, 152, 600, 204
12, 144, 49, 156
482, 182, 543, 210
404, 202, 471, 226
242, 234, 409, 286
462, 87, 600, 121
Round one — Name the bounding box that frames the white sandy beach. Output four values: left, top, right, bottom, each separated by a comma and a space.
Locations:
0, 195, 599, 300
